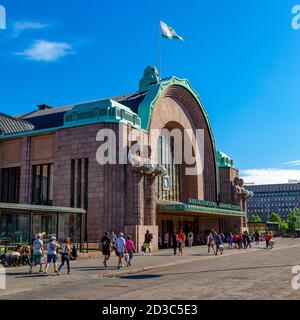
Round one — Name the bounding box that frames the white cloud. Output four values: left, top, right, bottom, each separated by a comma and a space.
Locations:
281, 160, 300, 166
16, 40, 74, 62
13, 21, 49, 37
240, 168, 300, 185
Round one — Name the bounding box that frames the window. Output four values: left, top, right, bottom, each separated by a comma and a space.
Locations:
157, 132, 181, 201
32, 164, 54, 205
0, 167, 20, 203
70, 158, 89, 209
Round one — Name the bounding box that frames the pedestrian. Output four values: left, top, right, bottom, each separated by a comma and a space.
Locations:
108, 231, 117, 251
29, 233, 44, 274
45, 236, 60, 275
177, 229, 186, 255
226, 232, 233, 248
220, 231, 225, 243
142, 230, 153, 255
125, 236, 136, 267
214, 231, 223, 256
265, 232, 274, 249
100, 232, 111, 267
158, 234, 162, 249
58, 237, 72, 275
116, 232, 126, 269
244, 231, 252, 249
171, 231, 179, 255
207, 232, 216, 254
254, 230, 260, 245
238, 232, 243, 249
187, 231, 194, 247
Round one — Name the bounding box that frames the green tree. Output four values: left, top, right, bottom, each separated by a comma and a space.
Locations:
269, 212, 282, 223
280, 221, 288, 234
287, 209, 300, 231
249, 215, 262, 222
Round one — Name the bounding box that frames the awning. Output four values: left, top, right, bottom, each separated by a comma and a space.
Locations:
0, 202, 86, 214
157, 200, 246, 217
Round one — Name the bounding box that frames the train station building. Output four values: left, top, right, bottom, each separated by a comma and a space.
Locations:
0, 66, 251, 250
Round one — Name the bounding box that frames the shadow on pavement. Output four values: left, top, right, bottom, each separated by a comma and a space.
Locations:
119, 274, 161, 280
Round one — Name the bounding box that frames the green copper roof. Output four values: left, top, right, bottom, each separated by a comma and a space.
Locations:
64, 99, 141, 129
217, 150, 235, 168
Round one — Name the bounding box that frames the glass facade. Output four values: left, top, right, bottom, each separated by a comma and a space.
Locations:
0, 210, 82, 244
58, 213, 81, 243
157, 132, 181, 201
0, 211, 30, 243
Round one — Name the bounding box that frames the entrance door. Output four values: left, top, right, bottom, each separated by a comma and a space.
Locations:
161, 220, 173, 248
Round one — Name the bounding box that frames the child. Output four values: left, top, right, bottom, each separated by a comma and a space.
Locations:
125, 236, 135, 267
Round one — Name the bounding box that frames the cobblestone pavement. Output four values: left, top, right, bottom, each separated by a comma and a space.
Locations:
1, 238, 300, 300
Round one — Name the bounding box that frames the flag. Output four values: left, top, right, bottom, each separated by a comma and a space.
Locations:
160, 21, 184, 41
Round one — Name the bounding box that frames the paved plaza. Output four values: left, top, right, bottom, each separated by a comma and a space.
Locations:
2, 238, 300, 300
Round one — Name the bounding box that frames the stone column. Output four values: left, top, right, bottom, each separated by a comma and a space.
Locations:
144, 174, 156, 226
126, 168, 144, 226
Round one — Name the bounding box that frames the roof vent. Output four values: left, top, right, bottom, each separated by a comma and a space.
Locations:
139, 66, 160, 92
37, 104, 53, 111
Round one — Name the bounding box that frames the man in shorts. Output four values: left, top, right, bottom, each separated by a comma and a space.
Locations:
116, 233, 126, 269
45, 236, 60, 275
29, 233, 44, 274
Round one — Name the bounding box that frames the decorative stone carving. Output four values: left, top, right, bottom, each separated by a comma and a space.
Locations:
231, 177, 253, 211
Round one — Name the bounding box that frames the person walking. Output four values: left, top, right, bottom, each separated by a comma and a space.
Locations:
226, 232, 233, 249
214, 231, 223, 256
116, 233, 126, 269
207, 232, 216, 254
100, 232, 111, 267
265, 232, 272, 249
108, 231, 117, 252
244, 231, 252, 249
45, 236, 60, 275
142, 230, 153, 255
58, 238, 72, 275
125, 236, 136, 267
29, 233, 44, 274
171, 231, 179, 256
187, 231, 194, 247
237, 232, 243, 249
254, 230, 260, 245
177, 229, 186, 256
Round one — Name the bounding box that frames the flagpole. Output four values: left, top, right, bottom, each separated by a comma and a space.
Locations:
158, 21, 161, 78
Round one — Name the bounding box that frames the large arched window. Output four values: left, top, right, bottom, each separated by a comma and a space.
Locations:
157, 130, 181, 201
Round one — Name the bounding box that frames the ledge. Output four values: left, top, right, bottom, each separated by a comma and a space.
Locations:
0, 202, 86, 214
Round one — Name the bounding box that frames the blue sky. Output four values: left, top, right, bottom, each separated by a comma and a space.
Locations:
0, 0, 299, 184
